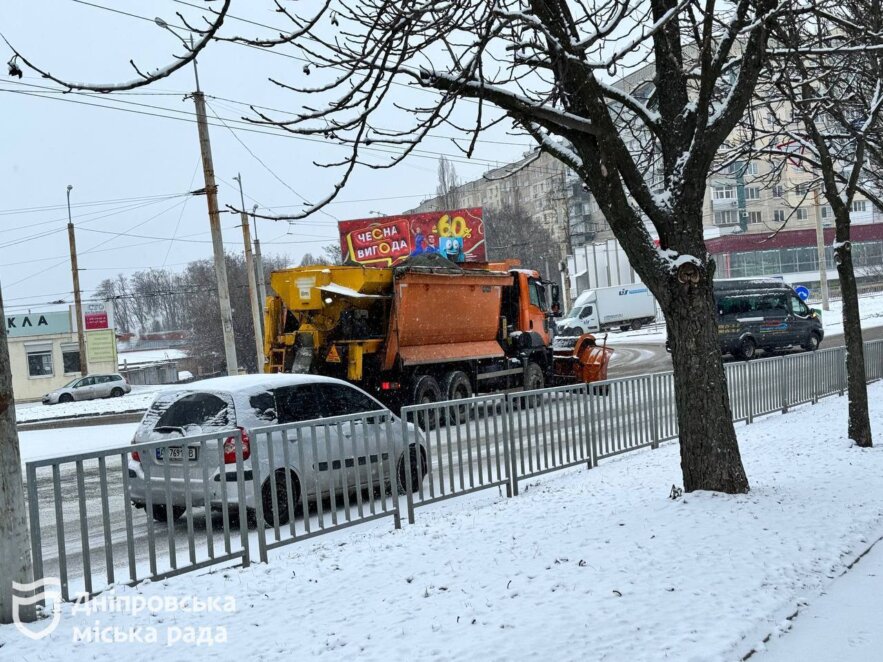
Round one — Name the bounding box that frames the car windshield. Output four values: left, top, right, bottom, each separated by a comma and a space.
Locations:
62, 378, 81, 388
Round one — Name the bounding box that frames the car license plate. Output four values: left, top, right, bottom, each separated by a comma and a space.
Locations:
155, 446, 198, 462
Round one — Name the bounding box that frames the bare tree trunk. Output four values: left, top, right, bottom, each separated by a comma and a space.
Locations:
0, 286, 35, 624
836, 242, 873, 447
664, 272, 750, 493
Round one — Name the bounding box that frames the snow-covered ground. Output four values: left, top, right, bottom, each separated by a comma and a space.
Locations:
3, 382, 882, 660
756, 539, 883, 661
17, 423, 139, 466
817, 290, 883, 336
14, 386, 166, 424
606, 290, 883, 345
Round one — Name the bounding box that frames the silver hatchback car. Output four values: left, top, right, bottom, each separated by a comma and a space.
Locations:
127, 374, 426, 525
42, 373, 132, 404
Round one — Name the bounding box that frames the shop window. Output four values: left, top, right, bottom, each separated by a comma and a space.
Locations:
26, 344, 53, 377
61, 342, 81, 374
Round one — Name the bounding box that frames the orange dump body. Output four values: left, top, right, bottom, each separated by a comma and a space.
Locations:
383, 270, 512, 370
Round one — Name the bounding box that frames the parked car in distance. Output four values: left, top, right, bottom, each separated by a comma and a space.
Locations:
714, 278, 824, 360
42, 373, 132, 405
127, 373, 427, 526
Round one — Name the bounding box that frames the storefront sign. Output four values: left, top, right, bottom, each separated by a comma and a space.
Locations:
85, 328, 118, 365
5, 311, 71, 338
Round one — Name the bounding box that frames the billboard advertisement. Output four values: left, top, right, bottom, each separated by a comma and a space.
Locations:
338, 208, 485, 267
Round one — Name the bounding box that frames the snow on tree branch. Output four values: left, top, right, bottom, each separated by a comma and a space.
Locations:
3, 0, 231, 92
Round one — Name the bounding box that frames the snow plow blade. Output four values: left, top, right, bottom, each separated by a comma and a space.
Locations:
553, 334, 613, 384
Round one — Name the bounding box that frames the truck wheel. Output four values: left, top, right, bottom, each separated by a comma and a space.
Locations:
441, 370, 472, 423
619, 324, 631, 332
803, 332, 821, 352
630, 319, 643, 331
411, 375, 442, 429
524, 362, 545, 391
738, 337, 756, 361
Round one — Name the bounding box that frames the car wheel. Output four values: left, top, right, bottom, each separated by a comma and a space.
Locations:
738, 337, 756, 361
410, 374, 442, 429
261, 469, 300, 527
111, 387, 124, 398
397, 445, 428, 494
441, 370, 472, 424
58, 393, 73, 404
151, 504, 186, 523
803, 332, 821, 352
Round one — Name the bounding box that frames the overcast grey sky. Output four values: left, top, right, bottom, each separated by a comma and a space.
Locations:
0, 0, 534, 312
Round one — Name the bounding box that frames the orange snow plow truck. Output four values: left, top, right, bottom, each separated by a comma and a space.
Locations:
263, 255, 612, 410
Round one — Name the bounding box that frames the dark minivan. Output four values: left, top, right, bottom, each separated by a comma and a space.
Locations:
714, 279, 824, 360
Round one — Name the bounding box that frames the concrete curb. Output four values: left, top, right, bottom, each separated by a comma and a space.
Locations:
16, 410, 146, 431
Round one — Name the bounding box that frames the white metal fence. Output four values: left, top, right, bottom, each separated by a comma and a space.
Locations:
24, 338, 883, 600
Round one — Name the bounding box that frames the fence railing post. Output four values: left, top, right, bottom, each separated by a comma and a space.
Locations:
583, 387, 594, 469
506, 396, 519, 497
501, 397, 514, 498
812, 349, 820, 405
746, 362, 754, 424
25, 464, 44, 600
400, 411, 416, 524
243, 431, 263, 564
778, 356, 787, 413
650, 374, 660, 450
839, 347, 846, 396
589, 384, 600, 467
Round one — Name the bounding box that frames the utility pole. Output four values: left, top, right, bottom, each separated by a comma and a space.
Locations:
67, 185, 88, 375
190, 44, 238, 375
252, 205, 268, 336
813, 188, 830, 311
234, 175, 265, 372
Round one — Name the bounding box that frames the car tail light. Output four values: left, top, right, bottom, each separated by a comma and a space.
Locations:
223, 427, 251, 464
130, 436, 141, 463
381, 381, 400, 391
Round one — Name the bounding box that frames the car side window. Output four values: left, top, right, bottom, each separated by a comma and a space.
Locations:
580, 305, 593, 320
249, 391, 278, 423
789, 296, 805, 316
275, 385, 324, 424
317, 383, 384, 417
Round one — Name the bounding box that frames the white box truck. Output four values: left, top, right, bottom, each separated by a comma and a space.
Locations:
556, 285, 657, 335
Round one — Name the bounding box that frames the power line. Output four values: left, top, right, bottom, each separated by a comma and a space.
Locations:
162, 159, 201, 267
0, 190, 192, 217
1, 82, 516, 173
0, 195, 191, 248
204, 98, 337, 222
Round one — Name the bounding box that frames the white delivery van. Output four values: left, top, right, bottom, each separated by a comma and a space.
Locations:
557, 285, 657, 335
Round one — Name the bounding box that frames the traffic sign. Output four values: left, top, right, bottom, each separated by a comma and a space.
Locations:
794, 285, 810, 301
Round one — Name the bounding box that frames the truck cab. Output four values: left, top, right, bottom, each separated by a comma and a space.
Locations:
502, 268, 556, 347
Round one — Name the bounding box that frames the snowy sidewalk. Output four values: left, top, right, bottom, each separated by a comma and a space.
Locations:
2, 383, 882, 660
754, 538, 883, 661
